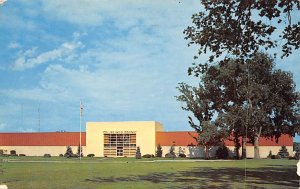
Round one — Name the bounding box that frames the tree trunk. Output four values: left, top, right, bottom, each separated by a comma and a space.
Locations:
254, 135, 260, 159
242, 137, 247, 159
235, 146, 240, 160
205, 146, 210, 159
234, 136, 240, 159
254, 127, 262, 159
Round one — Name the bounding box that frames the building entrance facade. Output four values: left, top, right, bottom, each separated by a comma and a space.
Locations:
86, 121, 164, 157
103, 133, 136, 157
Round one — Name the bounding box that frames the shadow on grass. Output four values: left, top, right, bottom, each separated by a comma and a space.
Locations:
85, 165, 298, 188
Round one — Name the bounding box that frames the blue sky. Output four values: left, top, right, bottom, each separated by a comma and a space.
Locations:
0, 1, 299, 140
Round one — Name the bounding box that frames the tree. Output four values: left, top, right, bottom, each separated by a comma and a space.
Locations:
156, 144, 163, 158
178, 53, 299, 159
195, 53, 299, 159
169, 144, 176, 159
182, 1, 300, 160
198, 121, 228, 159
184, 0, 299, 70
176, 83, 229, 159
64, 146, 74, 158
135, 146, 141, 159
277, 146, 290, 158
215, 143, 229, 159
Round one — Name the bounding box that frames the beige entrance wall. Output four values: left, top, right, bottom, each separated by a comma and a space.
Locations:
86, 121, 163, 157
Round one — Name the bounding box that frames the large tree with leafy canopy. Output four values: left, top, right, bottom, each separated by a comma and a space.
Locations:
208, 54, 299, 158
181, 0, 299, 159
178, 53, 299, 159
176, 82, 229, 159
184, 0, 299, 69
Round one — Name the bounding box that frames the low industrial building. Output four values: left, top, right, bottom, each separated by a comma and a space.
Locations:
0, 121, 293, 158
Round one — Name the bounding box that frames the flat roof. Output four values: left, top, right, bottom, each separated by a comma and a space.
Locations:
0, 132, 293, 146
0, 132, 86, 146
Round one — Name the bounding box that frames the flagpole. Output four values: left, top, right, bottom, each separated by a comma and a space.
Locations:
80, 101, 82, 161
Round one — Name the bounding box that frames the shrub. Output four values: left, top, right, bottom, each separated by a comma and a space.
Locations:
156, 144, 163, 157
19, 154, 26, 156
267, 150, 272, 158
165, 153, 176, 158
87, 154, 95, 157
168, 145, 176, 159
135, 147, 141, 159
64, 146, 76, 158
294, 151, 299, 160
9, 150, 18, 157
179, 154, 186, 158
271, 155, 281, 159
142, 154, 153, 158
216, 144, 229, 159
277, 146, 289, 158
59, 154, 63, 157
44, 154, 51, 158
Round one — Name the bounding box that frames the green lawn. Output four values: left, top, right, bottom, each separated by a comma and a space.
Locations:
0, 157, 298, 189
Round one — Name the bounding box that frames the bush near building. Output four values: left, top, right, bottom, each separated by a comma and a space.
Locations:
10, 150, 17, 156
215, 143, 229, 159
135, 147, 141, 159
44, 154, 51, 158
142, 154, 154, 158
64, 146, 77, 158
271, 155, 281, 159
277, 146, 289, 158
87, 154, 95, 157
294, 151, 299, 160
156, 144, 163, 157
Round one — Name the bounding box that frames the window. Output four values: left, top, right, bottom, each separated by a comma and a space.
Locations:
104, 133, 136, 157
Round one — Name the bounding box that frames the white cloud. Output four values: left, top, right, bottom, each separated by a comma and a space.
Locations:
0, 0, 204, 132
40, 0, 200, 28
23, 47, 38, 56
8, 42, 21, 49
18, 128, 36, 132
11, 38, 84, 71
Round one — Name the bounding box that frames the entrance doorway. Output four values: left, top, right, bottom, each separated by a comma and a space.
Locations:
117, 147, 123, 156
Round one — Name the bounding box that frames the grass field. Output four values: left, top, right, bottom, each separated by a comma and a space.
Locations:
0, 156, 298, 189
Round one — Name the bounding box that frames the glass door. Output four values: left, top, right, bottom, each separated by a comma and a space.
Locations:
117, 146, 123, 156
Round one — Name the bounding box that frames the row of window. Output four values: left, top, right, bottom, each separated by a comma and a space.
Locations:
103, 133, 136, 157
104, 144, 136, 147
